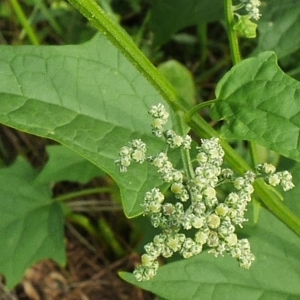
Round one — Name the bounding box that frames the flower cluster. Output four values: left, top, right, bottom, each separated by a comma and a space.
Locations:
115, 139, 147, 173
149, 103, 170, 137
115, 104, 294, 281
239, 0, 261, 20
257, 163, 295, 191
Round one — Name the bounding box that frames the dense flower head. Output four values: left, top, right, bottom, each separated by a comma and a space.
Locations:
115, 139, 147, 172
148, 103, 170, 137
238, 0, 261, 20
256, 164, 295, 191
115, 103, 295, 281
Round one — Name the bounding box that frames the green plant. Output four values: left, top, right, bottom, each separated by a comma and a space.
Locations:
1, 0, 300, 299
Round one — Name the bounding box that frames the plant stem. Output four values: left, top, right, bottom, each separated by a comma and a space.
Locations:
224, 0, 241, 64
54, 187, 112, 202
223, 0, 262, 169
185, 99, 218, 123
9, 0, 40, 45
67, 0, 300, 237
67, 0, 179, 109
224, 3, 259, 167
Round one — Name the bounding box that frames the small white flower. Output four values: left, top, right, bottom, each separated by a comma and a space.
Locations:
207, 231, 219, 247
233, 177, 246, 190
226, 233, 238, 246
262, 163, 276, 174
171, 182, 184, 194
197, 152, 208, 163
203, 187, 216, 200
195, 231, 208, 244
182, 135, 192, 149
166, 235, 184, 252
132, 149, 145, 163
152, 118, 165, 128
215, 203, 229, 216
221, 168, 234, 179
207, 214, 221, 229
192, 216, 205, 229
141, 254, 155, 267
282, 181, 295, 191
281, 170, 293, 181
268, 174, 281, 186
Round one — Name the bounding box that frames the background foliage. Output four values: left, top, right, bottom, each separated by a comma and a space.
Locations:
0, 0, 300, 299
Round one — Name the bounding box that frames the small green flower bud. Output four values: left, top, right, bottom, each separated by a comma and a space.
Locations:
233, 15, 257, 38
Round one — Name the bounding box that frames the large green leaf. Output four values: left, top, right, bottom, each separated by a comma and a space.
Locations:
36, 145, 105, 185
210, 51, 300, 162
149, 0, 223, 46
121, 207, 300, 300
0, 34, 171, 217
0, 157, 65, 289
256, 0, 300, 59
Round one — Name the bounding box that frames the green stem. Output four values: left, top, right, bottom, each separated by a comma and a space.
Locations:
67, 212, 99, 236
224, 0, 241, 64
185, 99, 218, 123
249, 141, 260, 167
67, 0, 300, 237
54, 187, 112, 202
224, 0, 261, 169
9, 0, 40, 45
173, 111, 195, 180
67, 0, 180, 110
254, 179, 300, 234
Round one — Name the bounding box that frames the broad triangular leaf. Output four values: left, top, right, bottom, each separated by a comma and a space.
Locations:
210, 51, 300, 162
0, 34, 171, 217
121, 207, 300, 300
0, 157, 65, 289
36, 145, 105, 185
